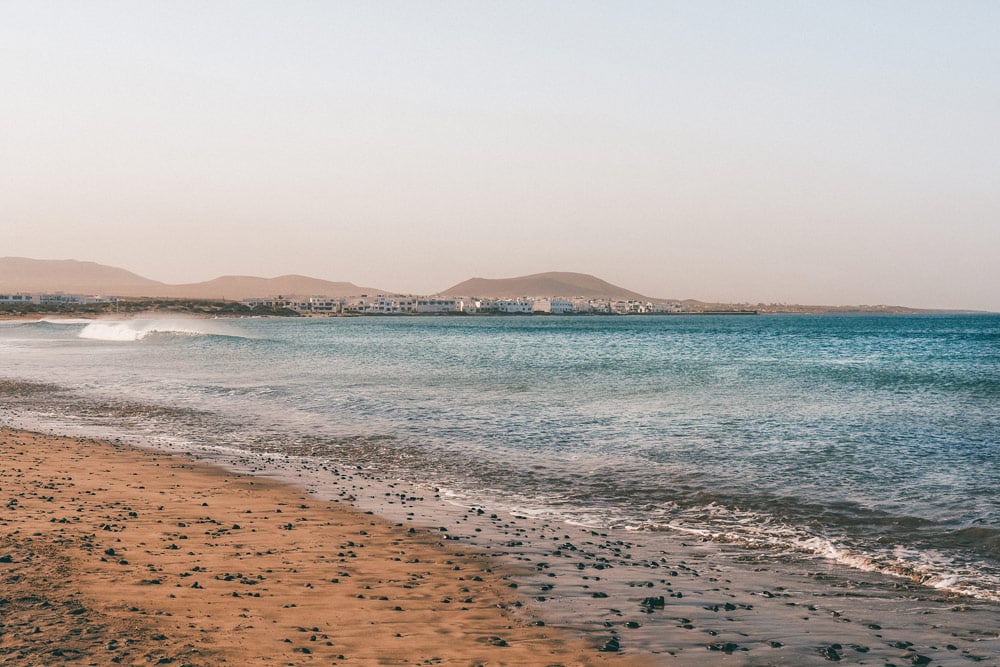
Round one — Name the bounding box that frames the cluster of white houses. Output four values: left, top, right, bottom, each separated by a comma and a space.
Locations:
241, 294, 687, 315
1, 291, 687, 316
0, 293, 118, 306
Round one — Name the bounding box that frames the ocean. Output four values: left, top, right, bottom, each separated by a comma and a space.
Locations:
1, 313, 998, 603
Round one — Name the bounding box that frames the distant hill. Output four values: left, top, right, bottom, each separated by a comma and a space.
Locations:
0, 258, 165, 295
439, 272, 654, 300
0, 257, 378, 299
169, 275, 375, 300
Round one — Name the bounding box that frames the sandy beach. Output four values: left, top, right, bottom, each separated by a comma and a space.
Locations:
0, 428, 642, 666
4, 424, 999, 667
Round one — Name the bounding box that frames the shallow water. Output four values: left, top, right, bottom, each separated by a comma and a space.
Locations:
1, 313, 998, 602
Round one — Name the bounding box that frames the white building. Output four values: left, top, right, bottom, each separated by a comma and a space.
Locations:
607, 300, 653, 314
242, 296, 343, 313
242, 297, 297, 310
532, 298, 551, 313
307, 297, 343, 313
652, 301, 686, 313
550, 299, 574, 314
36, 294, 118, 305
371, 296, 417, 314
0, 294, 37, 305
467, 299, 497, 313
416, 298, 462, 314
495, 299, 533, 314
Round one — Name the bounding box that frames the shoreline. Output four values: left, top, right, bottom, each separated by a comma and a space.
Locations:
4, 419, 998, 665
184, 434, 1000, 665
0, 427, 640, 665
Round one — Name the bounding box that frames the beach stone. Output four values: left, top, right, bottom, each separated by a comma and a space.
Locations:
640, 595, 665, 612
599, 637, 620, 652
817, 645, 841, 661
708, 642, 739, 654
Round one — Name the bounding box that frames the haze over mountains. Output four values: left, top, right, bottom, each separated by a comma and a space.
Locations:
0, 258, 654, 301
0, 258, 377, 300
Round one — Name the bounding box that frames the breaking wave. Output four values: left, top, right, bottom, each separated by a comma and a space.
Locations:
78, 319, 246, 342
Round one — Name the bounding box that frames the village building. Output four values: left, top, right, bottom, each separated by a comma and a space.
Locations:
415, 298, 462, 314
549, 299, 574, 314
495, 299, 533, 314
0, 293, 37, 305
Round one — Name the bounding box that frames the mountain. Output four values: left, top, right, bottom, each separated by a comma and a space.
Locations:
0, 258, 165, 295
0, 258, 377, 299
168, 275, 374, 300
438, 272, 655, 300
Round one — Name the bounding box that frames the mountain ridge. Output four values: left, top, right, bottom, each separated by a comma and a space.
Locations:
0, 258, 377, 300
1, 259, 657, 302
438, 272, 654, 300
167, 274, 375, 300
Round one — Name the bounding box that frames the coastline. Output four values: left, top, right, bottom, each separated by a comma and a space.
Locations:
0, 427, 640, 665
4, 421, 998, 665
184, 433, 1000, 666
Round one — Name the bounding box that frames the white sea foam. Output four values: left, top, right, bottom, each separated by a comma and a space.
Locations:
656, 518, 1000, 604
78, 318, 243, 342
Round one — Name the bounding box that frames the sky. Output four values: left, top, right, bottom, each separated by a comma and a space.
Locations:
2, 1, 998, 309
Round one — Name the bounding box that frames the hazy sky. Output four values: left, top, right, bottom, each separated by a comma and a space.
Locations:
2, 2, 998, 309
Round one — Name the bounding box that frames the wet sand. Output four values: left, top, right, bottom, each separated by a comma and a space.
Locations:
0, 428, 641, 665
3, 422, 999, 666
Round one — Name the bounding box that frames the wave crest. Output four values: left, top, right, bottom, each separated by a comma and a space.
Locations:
78, 319, 243, 342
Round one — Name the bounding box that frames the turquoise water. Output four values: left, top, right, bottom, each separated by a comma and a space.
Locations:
1, 313, 998, 599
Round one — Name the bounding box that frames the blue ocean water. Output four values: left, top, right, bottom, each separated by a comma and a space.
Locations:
1, 313, 998, 599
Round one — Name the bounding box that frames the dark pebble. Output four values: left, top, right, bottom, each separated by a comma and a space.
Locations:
599, 637, 620, 653
708, 642, 739, 654
818, 645, 841, 661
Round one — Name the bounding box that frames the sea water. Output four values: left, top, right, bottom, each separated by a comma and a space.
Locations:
1, 313, 998, 601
